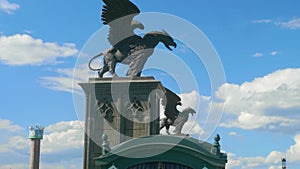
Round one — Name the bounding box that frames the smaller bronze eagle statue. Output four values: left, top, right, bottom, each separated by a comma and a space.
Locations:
160, 88, 196, 135
89, 0, 177, 77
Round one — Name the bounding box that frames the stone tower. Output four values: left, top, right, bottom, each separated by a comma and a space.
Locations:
29, 125, 44, 169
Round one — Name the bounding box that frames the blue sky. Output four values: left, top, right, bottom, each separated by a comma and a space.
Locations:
0, 0, 300, 168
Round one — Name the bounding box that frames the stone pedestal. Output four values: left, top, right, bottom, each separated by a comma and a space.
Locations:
79, 77, 164, 169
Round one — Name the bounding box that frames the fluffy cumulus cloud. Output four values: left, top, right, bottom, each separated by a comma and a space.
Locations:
217, 68, 300, 133
0, 120, 84, 168
227, 133, 300, 169
0, 0, 19, 14
42, 120, 84, 154
0, 34, 78, 66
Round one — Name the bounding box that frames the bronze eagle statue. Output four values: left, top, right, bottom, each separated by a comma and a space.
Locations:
160, 88, 196, 135
89, 0, 177, 77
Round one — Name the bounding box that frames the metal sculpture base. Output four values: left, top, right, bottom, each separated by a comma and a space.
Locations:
79, 77, 164, 169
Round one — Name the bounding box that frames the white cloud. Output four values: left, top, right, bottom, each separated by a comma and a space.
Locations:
253, 52, 264, 57
252, 19, 273, 24
270, 51, 279, 56
276, 18, 300, 29
40, 64, 93, 94
178, 90, 201, 111
0, 119, 22, 132
0, 135, 29, 153
40, 50, 136, 94
0, 0, 19, 14
229, 131, 237, 136
221, 111, 292, 130
227, 153, 268, 169
0, 120, 25, 152
253, 18, 300, 30
253, 51, 280, 57
45, 120, 83, 133
0, 34, 78, 66
42, 120, 84, 154
217, 68, 300, 132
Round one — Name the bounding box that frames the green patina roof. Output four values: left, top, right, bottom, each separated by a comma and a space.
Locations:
95, 135, 227, 168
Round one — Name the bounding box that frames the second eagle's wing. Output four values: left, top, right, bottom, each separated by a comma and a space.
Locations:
101, 0, 143, 46
162, 87, 182, 121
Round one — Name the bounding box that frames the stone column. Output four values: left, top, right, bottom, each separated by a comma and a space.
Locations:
30, 140, 40, 169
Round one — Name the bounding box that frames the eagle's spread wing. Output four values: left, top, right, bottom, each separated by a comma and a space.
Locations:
101, 0, 143, 46
162, 87, 182, 121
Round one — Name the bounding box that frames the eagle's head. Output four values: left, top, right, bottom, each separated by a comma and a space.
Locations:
160, 29, 177, 51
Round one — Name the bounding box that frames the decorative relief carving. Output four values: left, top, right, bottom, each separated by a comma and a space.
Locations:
125, 97, 153, 122
97, 99, 115, 123
127, 97, 145, 122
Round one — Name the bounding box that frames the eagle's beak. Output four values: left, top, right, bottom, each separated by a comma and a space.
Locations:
166, 42, 177, 51
132, 20, 144, 30
137, 23, 144, 30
